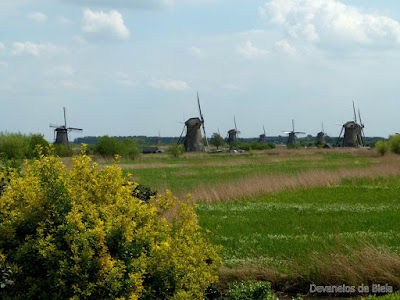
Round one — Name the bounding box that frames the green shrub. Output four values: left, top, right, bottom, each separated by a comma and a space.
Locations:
0, 132, 52, 160
375, 140, 389, 156
53, 144, 73, 157
95, 137, 140, 160
122, 138, 140, 160
230, 142, 275, 151
0, 132, 30, 159
361, 292, 400, 299
0, 147, 221, 299
95, 136, 125, 158
168, 144, 184, 158
389, 134, 400, 154
226, 280, 278, 300
28, 134, 50, 158
132, 183, 157, 204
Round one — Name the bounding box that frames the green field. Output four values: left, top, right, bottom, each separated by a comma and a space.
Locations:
113, 149, 400, 294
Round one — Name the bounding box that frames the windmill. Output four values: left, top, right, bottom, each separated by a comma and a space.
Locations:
283, 119, 305, 146
227, 116, 240, 144
259, 125, 267, 143
335, 102, 365, 147
316, 122, 326, 144
50, 107, 82, 146
177, 92, 208, 152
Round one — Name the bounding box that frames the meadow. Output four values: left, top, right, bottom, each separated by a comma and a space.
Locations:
104, 148, 400, 295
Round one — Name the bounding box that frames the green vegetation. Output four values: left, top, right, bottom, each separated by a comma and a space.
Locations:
361, 292, 400, 299
0, 148, 221, 299
167, 143, 184, 158
197, 176, 400, 291
210, 133, 226, 150
389, 134, 400, 154
0, 132, 49, 159
225, 280, 279, 300
376, 140, 389, 156
95, 136, 140, 160
121, 152, 372, 195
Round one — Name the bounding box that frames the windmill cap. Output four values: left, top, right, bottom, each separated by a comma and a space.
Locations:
185, 117, 202, 126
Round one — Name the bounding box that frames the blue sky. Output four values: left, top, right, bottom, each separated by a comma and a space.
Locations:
1, 0, 400, 141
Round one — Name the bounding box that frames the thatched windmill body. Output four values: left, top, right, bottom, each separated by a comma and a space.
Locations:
177, 93, 208, 152
283, 119, 305, 146
227, 117, 240, 144
259, 125, 267, 143
336, 102, 365, 147
50, 107, 82, 146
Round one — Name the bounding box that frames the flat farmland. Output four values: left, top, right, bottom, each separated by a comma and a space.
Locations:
103, 148, 400, 293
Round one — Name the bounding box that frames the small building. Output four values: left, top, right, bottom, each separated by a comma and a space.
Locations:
142, 147, 161, 154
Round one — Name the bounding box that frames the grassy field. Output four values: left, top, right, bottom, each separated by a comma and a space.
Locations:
105, 148, 400, 294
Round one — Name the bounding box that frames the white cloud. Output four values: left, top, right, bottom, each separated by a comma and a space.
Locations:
0, 42, 5, 55
81, 9, 130, 39
149, 79, 190, 91
57, 16, 72, 24
48, 65, 75, 76
259, 0, 400, 47
115, 72, 138, 87
27, 12, 47, 23
188, 46, 201, 56
237, 41, 267, 58
11, 42, 67, 56
73, 35, 88, 45
65, 0, 173, 10
275, 39, 297, 57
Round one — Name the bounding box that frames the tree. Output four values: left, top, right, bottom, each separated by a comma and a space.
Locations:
389, 134, 400, 154
375, 140, 389, 156
210, 133, 225, 150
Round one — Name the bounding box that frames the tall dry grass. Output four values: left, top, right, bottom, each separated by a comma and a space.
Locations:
219, 243, 400, 294
186, 155, 400, 202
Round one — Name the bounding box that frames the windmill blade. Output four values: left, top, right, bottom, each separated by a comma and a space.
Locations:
322, 122, 325, 133
263, 125, 266, 136
177, 124, 186, 145
68, 127, 83, 131
197, 92, 204, 122
352, 101, 357, 123
202, 122, 209, 148
63, 107, 67, 128
234, 116, 237, 131
294, 132, 306, 134
49, 123, 60, 128
335, 127, 344, 147
358, 109, 363, 126
196, 92, 209, 148
292, 119, 295, 132
282, 131, 291, 134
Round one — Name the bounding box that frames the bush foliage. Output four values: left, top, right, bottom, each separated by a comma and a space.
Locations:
0, 146, 221, 299
226, 280, 279, 300
168, 144, 185, 158
230, 142, 275, 151
0, 132, 51, 160
375, 140, 389, 156
389, 134, 400, 154
95, 136, 140, 160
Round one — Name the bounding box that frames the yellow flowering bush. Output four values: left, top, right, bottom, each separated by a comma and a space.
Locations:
0, 147, 221, 299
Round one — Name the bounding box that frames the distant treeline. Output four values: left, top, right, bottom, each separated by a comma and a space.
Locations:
74, 135, 385, 146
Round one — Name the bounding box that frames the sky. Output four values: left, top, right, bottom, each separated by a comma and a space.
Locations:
1, 0, 400, 141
